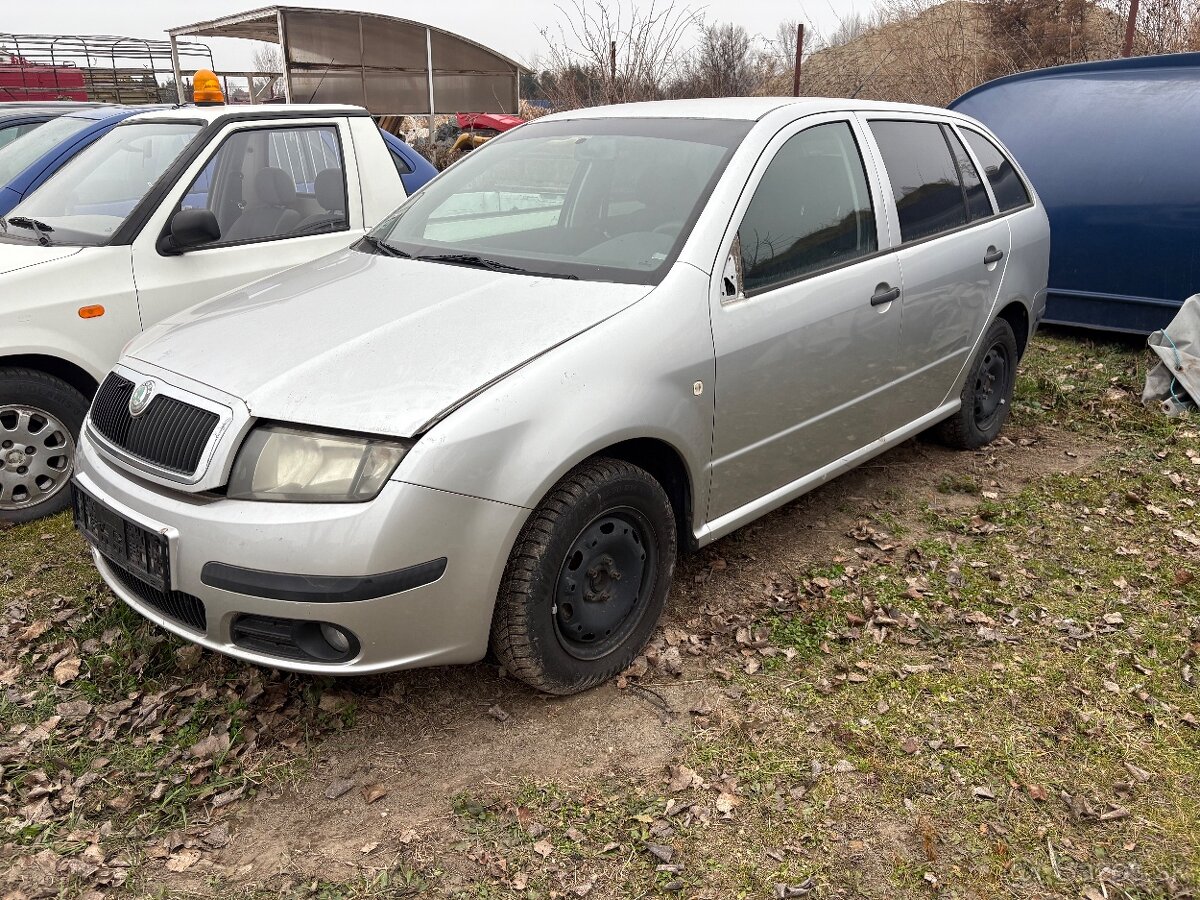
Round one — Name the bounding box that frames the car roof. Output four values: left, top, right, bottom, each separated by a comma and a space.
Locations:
538, 96, 963, 122
62, 105, 164, 122
120, 103, 370, 124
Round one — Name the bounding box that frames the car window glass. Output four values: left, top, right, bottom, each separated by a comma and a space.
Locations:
0, 113, 91, 186
736, 120, 877, 293
870, 120, 968, 243
961, 128, 1031, 212
180, 125, 348, 246
390, 148, 413, 175
943, 126, 993, 221
0, 121, 43, 150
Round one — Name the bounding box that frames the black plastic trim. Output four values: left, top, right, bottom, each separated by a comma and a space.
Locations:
201, 557, 447, 603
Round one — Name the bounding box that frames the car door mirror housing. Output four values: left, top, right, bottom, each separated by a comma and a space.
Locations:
159, 209, 221, 255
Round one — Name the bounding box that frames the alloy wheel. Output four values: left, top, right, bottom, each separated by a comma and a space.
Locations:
0, 405, 75, 511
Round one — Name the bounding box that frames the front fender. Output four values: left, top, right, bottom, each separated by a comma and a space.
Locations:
0, 246, 139, 384
396, 264, 716, 537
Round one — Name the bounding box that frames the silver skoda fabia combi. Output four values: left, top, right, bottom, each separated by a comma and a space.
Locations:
73, 98, 1049, 694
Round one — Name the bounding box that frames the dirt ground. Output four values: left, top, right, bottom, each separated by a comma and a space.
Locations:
162, 426, 1110, 891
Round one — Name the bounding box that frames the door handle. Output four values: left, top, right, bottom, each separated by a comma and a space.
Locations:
983, 247, 1005, 265
870, 284, 901, 306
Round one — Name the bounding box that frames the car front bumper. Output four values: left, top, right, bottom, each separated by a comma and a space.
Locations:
74, 429, 529, 675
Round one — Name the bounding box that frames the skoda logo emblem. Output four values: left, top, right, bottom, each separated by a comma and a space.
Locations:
128, 380, 156, 417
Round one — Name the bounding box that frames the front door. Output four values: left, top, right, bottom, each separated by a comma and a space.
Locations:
131, 120, 364, 332
861, 117, 1012, 421
708, 116, 903, 521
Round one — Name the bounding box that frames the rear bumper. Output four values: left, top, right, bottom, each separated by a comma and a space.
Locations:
74, 428, 528, 674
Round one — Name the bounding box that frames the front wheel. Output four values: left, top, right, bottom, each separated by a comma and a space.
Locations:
935, 318, 1018, 450
0, 368, 89, 523
491, 458, 677, 695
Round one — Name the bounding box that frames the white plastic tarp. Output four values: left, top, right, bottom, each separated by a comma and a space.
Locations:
1143, 294, 1200, 416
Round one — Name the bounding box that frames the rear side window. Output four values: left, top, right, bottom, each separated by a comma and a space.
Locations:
737, 121, 877, 293
390, 148, 413, 175
943, 126, 993, 221
870, 120, 968, 243
961, 128, 1031, 212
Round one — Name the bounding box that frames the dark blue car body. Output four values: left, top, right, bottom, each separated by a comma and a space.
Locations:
0, 106, 150, 216
379, 130, 438, 194
951, 53, 1200, 333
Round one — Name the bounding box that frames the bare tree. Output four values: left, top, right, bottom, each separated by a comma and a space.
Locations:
251, 43, 283, 101
675, 23, 763, 97
538, 0, 703, 108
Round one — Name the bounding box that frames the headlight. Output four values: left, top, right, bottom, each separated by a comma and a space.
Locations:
227, 425, 412, 502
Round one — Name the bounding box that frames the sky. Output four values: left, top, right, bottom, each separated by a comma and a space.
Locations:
2, 0, 863, 71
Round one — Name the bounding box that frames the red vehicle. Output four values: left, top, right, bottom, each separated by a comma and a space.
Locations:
0, 55, 88, 102
455, 112, 523, 133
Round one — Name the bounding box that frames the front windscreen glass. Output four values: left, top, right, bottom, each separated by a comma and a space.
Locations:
366, 117, 753, 284
0, 114, 93, 187
2, 121, 201, 246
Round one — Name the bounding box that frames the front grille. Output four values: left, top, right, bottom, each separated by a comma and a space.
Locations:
90, 373, 219, 475
104, 555, 207, 632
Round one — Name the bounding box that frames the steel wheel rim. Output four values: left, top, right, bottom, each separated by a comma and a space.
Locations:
553, 507, 656, 661
973, 342, 1010, 430
0, 404, 75, 511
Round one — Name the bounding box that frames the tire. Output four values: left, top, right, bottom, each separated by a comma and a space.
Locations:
491, 458, 677, 695
935, 318, 1018, 450
0, 368, 89, 524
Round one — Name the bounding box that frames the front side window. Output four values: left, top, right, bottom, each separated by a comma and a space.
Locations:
4, 121, 201, 246
180, 125, 348, 246
368, 117, 752, 285
870, 120, 969, 243
737, 121, 877, 294
961, 128, 1031, 213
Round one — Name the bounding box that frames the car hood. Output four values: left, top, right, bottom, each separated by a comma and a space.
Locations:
0, 241, 82, 275
127, 249, 653, 437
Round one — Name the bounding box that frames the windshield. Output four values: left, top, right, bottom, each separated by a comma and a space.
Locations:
367, 117, 753, 284
0, 114, 93, 187
3, 121, 201, 246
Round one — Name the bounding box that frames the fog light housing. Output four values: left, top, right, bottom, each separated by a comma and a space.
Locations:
320, 622, 351, 654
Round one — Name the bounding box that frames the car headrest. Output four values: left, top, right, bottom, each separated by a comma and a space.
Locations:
250, 167, 296, 207
314, 168, 344, 212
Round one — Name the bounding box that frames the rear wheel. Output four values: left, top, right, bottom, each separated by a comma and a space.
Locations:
491, 458, 677, 695
935, 318, 1018, 450
0, 368, 89, 523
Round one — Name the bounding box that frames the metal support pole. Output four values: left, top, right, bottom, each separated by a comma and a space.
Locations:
426, 27, 436, 145
169, 35, 184, 104
278, 9, 293, 102
1122, 0, 1139, 56
609, 40, 617, 102
792, 24, 804, 96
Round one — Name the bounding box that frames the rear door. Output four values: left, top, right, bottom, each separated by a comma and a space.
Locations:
707, 114, 902, 521
859, 116, 1011, 423
131, 118, 364, 331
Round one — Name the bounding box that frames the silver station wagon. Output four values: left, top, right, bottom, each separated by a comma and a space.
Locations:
73, 98, 1049, 694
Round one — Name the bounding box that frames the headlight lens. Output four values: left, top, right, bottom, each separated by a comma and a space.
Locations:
227, 425, 411, 502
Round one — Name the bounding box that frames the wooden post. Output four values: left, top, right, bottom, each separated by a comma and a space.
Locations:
1122, 0, 1139, 56
609, 39, 617, 102
792, 24, 804, 96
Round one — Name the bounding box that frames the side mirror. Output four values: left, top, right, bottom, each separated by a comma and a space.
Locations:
721, 236, 744, 303
158, 208, 220, 255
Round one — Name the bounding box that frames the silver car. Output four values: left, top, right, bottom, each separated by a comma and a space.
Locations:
72, 98, 1049, 694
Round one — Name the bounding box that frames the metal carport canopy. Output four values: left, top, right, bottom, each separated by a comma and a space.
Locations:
167, 6, 525, 117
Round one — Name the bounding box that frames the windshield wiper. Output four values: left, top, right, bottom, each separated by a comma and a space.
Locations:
416, 253, 578, 280
357, 234, 411, 258
7, 216, 54, 246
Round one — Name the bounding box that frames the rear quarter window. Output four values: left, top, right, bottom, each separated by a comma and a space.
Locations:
960, 128, 1031, 213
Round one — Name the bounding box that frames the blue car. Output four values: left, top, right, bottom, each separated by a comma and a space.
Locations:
379, 130, 438, 194
0, 106, 158, 216
0, 103, 99, 150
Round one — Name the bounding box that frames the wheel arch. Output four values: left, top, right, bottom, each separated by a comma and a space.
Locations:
0, 354, 100, 400
587, 437, 697, 554
995, 300, 1031, 359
